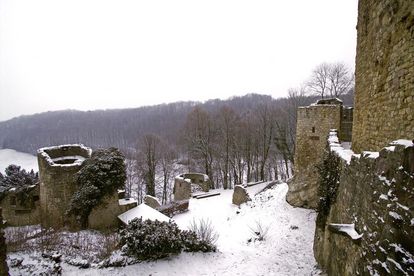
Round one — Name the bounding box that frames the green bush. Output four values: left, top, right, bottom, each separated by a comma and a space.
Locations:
316, 149, 342, 228
66, 147, 126, 227
119, 218, 216, 260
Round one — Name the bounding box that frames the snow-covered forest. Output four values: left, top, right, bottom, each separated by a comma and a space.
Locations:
0, 92, 353, 203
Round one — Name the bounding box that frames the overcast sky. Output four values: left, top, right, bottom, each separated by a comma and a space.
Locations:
0, 0, 358, 122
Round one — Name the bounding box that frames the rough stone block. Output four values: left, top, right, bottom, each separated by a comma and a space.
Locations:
144, 195, 161, 209
232, 185, 251, 206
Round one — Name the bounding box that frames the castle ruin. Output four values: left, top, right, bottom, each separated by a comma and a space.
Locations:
288, 0, 414, 274
37, 144, 135, 229
173, 173, 212, 201
286, 98, 353, 208
37, 144, 92, 228
352, 0, 414, 153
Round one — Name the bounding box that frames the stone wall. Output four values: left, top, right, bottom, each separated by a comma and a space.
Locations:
340, 107, 353, 142
352, 0, 414, 153
0, 185, 40, 226
173, 177, 191, 201
0, 208, 9, 276
286, 102, 342, 208
179, 173, 211, 192
88, 193, 121, 230
37, 144, 92, 228
314, 135, 414, 275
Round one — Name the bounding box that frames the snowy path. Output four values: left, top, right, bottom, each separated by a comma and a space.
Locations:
62, 182, 320, 276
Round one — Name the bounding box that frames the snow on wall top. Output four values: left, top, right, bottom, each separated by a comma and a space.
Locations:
37, 144, 92, 168
118, 203, 170, 225
328, 130, 355, 164
175, 175, 191, 183
390, 139, 414, 148
118, 198, 138, 206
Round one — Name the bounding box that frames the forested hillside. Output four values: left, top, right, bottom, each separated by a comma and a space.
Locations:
0, 93, 353, 155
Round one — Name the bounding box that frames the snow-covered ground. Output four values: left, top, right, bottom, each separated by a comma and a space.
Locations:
0, 148, 38, 173
46, 182, 319, 276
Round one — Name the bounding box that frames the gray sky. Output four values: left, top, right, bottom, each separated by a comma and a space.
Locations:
0, 0, 358, 122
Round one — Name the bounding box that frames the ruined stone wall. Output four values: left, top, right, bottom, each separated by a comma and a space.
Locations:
352, 0, 414, 153
286, 104, 342, 208
88, 193, 121, 230
180, 173, 211, 192
339, 107, 353, 142
314, 137, 414, 275
37, 144, 92, 228
0, 208, 9, 276
173, 177, 191, 201
0, 186, 40, 226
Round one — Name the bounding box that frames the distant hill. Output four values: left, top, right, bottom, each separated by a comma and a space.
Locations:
0, 93, 353, 155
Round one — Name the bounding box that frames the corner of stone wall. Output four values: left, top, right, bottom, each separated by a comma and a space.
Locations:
314, 138, 414, 275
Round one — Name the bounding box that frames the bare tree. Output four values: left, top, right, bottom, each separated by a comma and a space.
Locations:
136, 134, 162, 197
308, 62, 354, 99
184, 106, 217, 187
217, 106, 238, 189
159, 141, 177, 204
307, 63, 331, 99
255, 103, 274, 181
328, 62, 354, 97
125, 159, 138, 197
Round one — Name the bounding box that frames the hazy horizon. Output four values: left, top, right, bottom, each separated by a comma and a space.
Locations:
0, 92, 279, 122
0, 0, 358, 121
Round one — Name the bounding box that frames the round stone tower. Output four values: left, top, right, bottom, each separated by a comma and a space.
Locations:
37, 144, 92, 228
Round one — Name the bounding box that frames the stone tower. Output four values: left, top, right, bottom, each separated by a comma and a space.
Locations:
37, 144, 92, 228
352, 0, 414, 153
286, 99, 347, 208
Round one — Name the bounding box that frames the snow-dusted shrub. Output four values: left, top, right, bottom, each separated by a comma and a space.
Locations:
248, 220, 270, 242
66, 147, 126, 227
119, 218, 183, 260
0, 164, 38, 205
181, 230, 217, 253
316, 149, 341, 228
119, 218, 216, 260
188, 218, 218, 246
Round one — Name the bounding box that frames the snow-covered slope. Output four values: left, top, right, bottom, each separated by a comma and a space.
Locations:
0, 149, 38, 173
58, 182, 320, 275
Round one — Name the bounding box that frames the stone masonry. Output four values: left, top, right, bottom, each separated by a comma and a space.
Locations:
314, 134, 414, 275
37, 144, 92, 228
286, 99, 344, 208
173, 176, 192, 201
0, 208, 9, 276
311, 0, 414, 274
0, 184, 40, 226
352, 0, 414, 153
173, 173, 211, 201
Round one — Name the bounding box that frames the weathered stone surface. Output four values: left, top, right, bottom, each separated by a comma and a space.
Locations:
88, 193, 121, 230
287, 103, 343, 209
37, 144, 92, 228
0, 208, 9, 276
173, 177, 192, 201
157, 200, 189, 217
352, 0, 414, 153
232, 185, 251, 206
314, 141, 414, 275
180, 173, 212, 192
0, 184, 40, 226
144, 195, 161, 209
